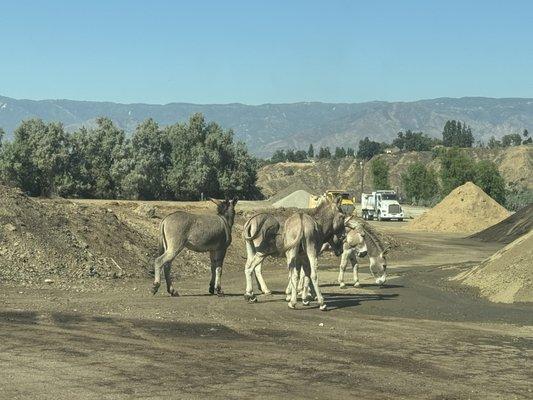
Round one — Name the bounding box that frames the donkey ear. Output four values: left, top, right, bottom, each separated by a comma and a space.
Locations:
232, 196, 239, 205
382, 246, 390, 255
209, 198, 222, 206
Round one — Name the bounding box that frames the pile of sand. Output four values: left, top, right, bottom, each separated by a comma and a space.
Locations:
470, 204, 532, 244
453, 230, 533, 303
273, 190, 314, 209
269, 181, 317, 202
408, 182, 511, 234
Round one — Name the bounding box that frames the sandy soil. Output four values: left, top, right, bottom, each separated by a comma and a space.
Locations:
1, 212, 531, 400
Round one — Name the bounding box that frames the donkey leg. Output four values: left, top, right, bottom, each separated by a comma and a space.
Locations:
152, 248, 180, 295
338, 249, 351, 289
307, 253, 327, 311
351, 252, 360, 287
164, 262, 179, 297
244, 253, 266, 302
254, 262, 271, 295
301, 260, 312, 306
210, 249, 226, 296
286, 249, 299, 309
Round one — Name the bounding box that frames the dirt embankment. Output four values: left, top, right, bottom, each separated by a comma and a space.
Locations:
257, 145, 533, 198
453, 230, 533, 303
470, 203, 533, 244
0, 186, 251, 288
407, 182, 511, 234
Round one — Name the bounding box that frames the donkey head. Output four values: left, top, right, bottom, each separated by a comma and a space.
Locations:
209, 197, 239, 225
370, 246, 389, 285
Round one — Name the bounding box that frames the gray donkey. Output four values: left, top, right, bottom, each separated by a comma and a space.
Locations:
152, 197, 238, 297
242, 196, 345, 308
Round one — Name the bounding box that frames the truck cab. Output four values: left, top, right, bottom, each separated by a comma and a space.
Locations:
361, 190, 404, 221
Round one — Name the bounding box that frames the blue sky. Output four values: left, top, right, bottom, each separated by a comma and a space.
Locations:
1, 0, 532, 104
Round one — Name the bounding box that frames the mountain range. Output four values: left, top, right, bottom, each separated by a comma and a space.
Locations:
1, 95, 532, 157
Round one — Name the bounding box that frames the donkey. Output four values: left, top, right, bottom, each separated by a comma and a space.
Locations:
337, 216, 389, 288
282, 204, 345, 311
242, 196, 345, 304
152, 197, 238, 297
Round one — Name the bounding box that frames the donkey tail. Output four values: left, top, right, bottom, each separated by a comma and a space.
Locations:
281, 213, 305, 253
158, 219, 167, 256
243, 213, 267, 241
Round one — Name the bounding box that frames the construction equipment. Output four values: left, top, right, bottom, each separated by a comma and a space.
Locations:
361, 190, 404, 221
308, 190, 355, 214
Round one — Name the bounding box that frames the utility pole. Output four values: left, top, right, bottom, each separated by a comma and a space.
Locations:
359, 161, 364, 197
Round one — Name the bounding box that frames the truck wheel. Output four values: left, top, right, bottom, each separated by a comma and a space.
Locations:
398, 218, 403, 222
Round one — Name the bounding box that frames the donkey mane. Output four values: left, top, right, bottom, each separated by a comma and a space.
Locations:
360, 221, 386, 255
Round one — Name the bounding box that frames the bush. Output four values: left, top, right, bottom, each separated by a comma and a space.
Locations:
473, 160, 506, 205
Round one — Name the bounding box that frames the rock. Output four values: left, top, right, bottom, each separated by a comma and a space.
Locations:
4, 223, 16, 232
134, 204, 157, 218
44, 278, 54, 284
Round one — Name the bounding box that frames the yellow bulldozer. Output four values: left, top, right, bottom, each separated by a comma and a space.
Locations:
308, 190, 356, 215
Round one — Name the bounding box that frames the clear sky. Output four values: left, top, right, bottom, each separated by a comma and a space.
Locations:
1, 0, 532, 105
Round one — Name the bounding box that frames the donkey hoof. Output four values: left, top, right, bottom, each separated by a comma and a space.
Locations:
319, 304, 328, 311
208, 285, 215, 295
354, 281, 361, 288
216, 288, 224, 297
262, 290, 272, 296
244, 293, 257, 303
339, 282, 347, 289
285, 295, 291, 302
170, 289, 180, 297
302, 300, 310, 306
288, 302, 296, 309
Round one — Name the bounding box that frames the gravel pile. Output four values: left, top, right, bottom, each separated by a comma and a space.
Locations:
408, 182, 511, 234
470, 203, 532, 244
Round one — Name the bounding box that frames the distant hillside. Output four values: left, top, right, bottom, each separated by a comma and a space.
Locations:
1, 95, 532, 156
257, 146, 533, 198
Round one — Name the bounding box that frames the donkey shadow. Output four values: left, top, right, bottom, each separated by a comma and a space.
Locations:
323, 292, 399, 310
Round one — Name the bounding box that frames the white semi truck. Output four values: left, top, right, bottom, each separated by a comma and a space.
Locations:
361, 190, 404, 221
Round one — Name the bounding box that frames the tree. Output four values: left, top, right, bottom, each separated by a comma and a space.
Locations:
0, 127, 4, 149
0, 119, 71, 196
120, 119, 171, 200
501, 133, 522, 147
473, 160, 506, 205
393, 130, 439, 151
307, 144, 314, 158
442, 120, 474, 147
334, 147, 346, 159
370, 158, 390, 190
439, 148, 475, 195
401, 162, 439, 203
271, 150, 286, 163
523, 129, 532, 145
487, 136, 502, 149
346, 147, 355, 157
318, 147, 331, 159
357, 137, 383, 160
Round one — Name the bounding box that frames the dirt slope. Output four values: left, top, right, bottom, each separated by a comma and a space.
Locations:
0, 185, 157, 287
407, 182, 511, 234
470, 203, 533, 243
258, 146, 533, 198
453, 230, 533, 303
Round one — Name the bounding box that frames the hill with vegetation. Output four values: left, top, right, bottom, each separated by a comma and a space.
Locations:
1, 95, 533, 156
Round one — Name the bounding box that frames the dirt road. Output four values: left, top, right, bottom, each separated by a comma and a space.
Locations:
1, 223, 531, 400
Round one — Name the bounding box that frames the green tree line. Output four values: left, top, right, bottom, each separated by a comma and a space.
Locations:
0, 114, 261, 200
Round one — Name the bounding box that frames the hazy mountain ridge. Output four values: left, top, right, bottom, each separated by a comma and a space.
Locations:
1, 95, 532, 156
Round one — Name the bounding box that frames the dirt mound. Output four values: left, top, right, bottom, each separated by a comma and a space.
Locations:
273, 190, 314, 209
453, 230, 533, 303
268, 181, 317, 202
470, 203, 533, 243
0, 185, 157, 287
408, 182, 511, 234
